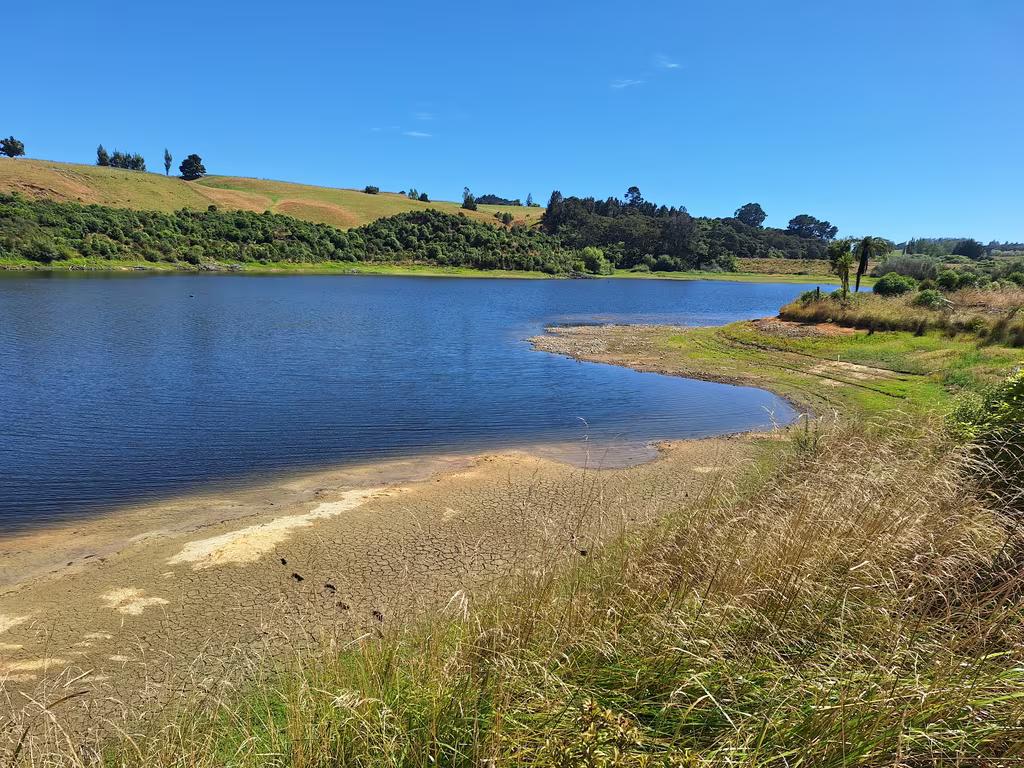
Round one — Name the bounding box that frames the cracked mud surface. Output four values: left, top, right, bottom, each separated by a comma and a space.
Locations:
1, 437, 759, 740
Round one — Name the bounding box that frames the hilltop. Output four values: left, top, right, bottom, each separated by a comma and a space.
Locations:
0, 158, 543, 230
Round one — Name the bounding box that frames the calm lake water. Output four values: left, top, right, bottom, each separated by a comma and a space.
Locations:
0, 274, 826, 532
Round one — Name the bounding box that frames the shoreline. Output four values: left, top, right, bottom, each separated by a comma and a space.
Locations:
0, 425, 765, 596
0, 430, 765, 717
0, 259, 852, 285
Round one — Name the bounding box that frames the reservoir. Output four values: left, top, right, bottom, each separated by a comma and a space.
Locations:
0, 274, 822, 531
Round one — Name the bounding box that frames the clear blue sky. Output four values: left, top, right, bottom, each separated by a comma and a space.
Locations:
8, 0, 1023, 241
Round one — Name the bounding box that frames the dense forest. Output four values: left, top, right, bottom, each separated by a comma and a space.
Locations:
0, 195, 577, 273
540, 188, 832, 272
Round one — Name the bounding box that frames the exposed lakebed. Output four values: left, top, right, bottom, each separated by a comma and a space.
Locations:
0, 274, 826, 531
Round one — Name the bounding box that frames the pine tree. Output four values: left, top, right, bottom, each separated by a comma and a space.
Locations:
96, 144, 110, 166
164, 148, 172, 176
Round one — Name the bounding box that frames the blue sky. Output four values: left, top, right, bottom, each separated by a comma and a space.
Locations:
8, 0, 1023, 241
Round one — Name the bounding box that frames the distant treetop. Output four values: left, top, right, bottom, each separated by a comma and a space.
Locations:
179, 154, 206, 181
1, 136, 26, 158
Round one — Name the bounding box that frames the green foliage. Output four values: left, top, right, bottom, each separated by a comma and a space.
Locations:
0, 136, 25, 158
164, 148, 172, 176
580, 245, 612, 275
937, 269, 960, 291
853, 236, 891, 292
541, 188, 826, 273
475, 193, 521, 206
96, 144, 110, 166
786, 213, 838, 241
363, 185, 379, 194
461, 187, 477, 211
179, 154, 206, 181
953, 237, 985, 259
947, 368, 1024, 509
0, 194, 577, 273
874, 271, 918, 296
828, 239, 854, 296
913, 288, 945, 309
109, 150, 146, 170
734, 202, 766, 228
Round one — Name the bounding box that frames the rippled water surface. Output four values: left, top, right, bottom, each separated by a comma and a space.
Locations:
0, 274, 826, 530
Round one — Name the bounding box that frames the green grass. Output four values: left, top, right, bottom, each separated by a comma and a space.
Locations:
659, 322, 1019, 417
612, 268, 871, 286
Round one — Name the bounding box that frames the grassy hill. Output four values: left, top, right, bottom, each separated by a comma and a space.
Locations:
0, 159, 544, 230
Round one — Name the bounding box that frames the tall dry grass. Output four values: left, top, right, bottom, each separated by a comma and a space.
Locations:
781, 290, 1024, 346
7, 420, 1024, 766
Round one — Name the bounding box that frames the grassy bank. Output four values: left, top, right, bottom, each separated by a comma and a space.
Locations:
781, 288, 1024, 347
0, 255, 845, 284
90, 424, 1023, 766
12, 319, 1013, 766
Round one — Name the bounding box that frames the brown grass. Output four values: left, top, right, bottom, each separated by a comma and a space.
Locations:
781, 290, 1024, 346
8, 419, 1023, 765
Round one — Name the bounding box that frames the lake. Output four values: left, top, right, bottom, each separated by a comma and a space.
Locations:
0, 274, 824, 532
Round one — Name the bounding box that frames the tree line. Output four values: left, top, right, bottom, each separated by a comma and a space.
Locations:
96, 145, 206, 180
539, 187, 836, 272
0, 195, 579, 273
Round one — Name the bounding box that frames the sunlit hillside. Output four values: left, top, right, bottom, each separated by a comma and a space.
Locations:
0, 159, 544, 230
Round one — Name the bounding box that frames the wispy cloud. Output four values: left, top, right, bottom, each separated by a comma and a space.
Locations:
654, 53, 680, 70
610, 78, 644, 89
403, 130, 432, 138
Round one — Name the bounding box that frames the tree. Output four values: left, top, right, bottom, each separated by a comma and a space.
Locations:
96, 144, 110, 166
624, 186, 644, 208
953, 238, 984, 260
461, 187, 477, 211
526, 192, 534, 207
0, 136, 25, 158
407, 188, 419, 200
734, 202, 766, 228
179, 154, 206, 181
418, 192, 429, 202
829, 239, 855, 297
787, 214, 838, 241
853, 236, 890, 292
164, 148, 172, 176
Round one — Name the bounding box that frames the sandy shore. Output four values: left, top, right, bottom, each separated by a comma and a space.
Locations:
1, 425, 767, 739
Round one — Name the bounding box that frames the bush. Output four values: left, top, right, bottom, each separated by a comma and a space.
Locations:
938, 269, 961, 291
363, 186, 379, 195
580, 245, 613, 275
871, 255, 939, 281
874, 272, 918, 296
918, 278, 937, 291
912, 289, 945, 309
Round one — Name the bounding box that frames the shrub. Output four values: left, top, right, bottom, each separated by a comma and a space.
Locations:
871, 255, 939, 281
919, 278, 937, 291
913, 288, 945, 309
874, 272, 918, 296
938, 269, 961, 291
363, 186, 379, 195
580, 245, 612, 275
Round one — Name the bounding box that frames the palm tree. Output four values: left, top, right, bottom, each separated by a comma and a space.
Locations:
853, 236, 890, 293
829, 239, 855, 298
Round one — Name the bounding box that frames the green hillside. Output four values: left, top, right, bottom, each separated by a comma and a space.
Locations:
0, 159, 543, 230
